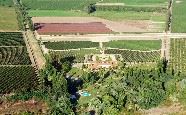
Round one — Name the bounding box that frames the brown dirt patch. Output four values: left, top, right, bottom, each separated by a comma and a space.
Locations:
32, 17, 150, 33
0, 99, 49, 114
142, 103, 184, 115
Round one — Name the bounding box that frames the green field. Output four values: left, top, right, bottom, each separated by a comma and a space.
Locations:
172, 1, 186, 33
44, 41, 99, 50
22, 0, 167, 10
0, 6, 18, 31
104, 40, 161, 51
29, 10, 166, 22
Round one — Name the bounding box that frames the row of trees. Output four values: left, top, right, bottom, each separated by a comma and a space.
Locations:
14, 0, 34, 31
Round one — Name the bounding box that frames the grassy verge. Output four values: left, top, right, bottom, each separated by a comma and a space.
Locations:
0, 6, 18, 31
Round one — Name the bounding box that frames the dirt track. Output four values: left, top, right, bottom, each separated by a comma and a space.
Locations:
32, 17, 151, 32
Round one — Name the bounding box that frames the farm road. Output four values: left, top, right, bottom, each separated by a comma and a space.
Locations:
24, 31, 46, 70
39, 33, 186, 42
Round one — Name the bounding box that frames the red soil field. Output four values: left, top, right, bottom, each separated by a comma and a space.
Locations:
34, 22, 113, 34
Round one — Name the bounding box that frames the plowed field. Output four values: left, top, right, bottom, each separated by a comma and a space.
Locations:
35, 22, 112, 34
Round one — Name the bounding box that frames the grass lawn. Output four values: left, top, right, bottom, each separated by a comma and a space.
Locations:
0, 6, 18, 31
104, 40, 161, 50
29, 10, 166, 22
172, 1, 186, 33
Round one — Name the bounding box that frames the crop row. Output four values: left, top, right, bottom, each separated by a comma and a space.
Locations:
0, 32, 25, 46
0, 47, 31, 65
0, 66, 38, 93
169, 38, 186, 72
44, 41, 99, 50
105, 49, 160, 62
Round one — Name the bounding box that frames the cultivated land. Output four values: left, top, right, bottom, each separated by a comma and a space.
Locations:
0, 6, 18, 31
22, 0, 168, 10
33, 17, 165, 33
104, 40, 161, 50
0, 32, 38, 93
172, 0, 186, 33
2, 0, 186, 114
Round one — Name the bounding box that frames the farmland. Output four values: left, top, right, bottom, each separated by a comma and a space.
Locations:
0, 32, 37, 93
105, 49, 160, 62
169, 38, 186, 72
45, 40, 161, 63
44, 41, 99, 50
104, 40, 161, 50
29, 10, 166, 22
35, 22, 112, 34
0, 66, 38, 93
0, 6, 19, 31
22, 0, 167, 10
172, 0, 186, 33
2, 0, 186, 114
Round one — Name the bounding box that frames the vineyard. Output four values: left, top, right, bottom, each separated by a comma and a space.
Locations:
0, 32, 31, 65
0, 32, 38, 93
0, 47, 31, 65
103, 40, 161, 51
105, 49, 160, 62
50, 49, 101, 63
44, 41, 99, 50
0, 32, 25, 46
0, 66, 38, 93
169, 38, 186, 72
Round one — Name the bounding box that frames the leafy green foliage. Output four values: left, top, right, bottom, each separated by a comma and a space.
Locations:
76, 60, 181, 114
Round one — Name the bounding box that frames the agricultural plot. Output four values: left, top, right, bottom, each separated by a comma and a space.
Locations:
105, 49, 160, 62
0, 32, 38, 93
44, 41, 99, 50
0, 32, 31, 65
22, 0, 167, 10
0, 32, 25, 46
35, 22, 112, 34
172, 0, 186, 33
0, 47, 31, 65
50, 49, 101, 63
0, 66, 38, 93
104, 40, 161, 51
0, 6, 18, 31
169, 38, 186, 72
